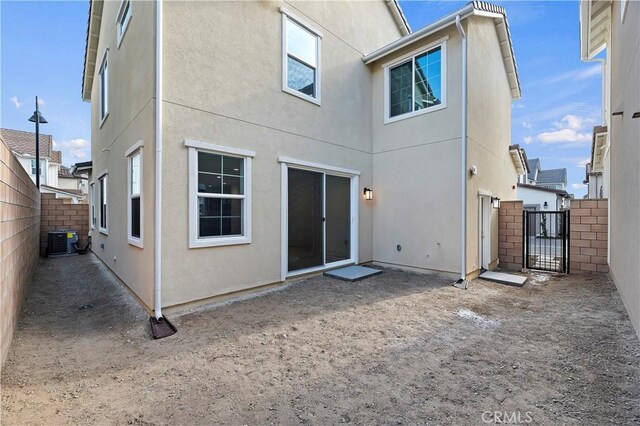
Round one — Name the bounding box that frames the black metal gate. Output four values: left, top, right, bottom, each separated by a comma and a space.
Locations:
523, 210, 570, 273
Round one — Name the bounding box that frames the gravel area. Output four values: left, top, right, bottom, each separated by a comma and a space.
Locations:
1, 254, 639, 425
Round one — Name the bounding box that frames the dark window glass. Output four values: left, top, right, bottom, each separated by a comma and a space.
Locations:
198, 197, 242, 237
287, 56, 315, 96
131, 197, 141, 238
389, 61, 412, 117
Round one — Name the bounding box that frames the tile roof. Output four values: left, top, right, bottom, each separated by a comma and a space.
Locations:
526, 158, 540, 181
0, 128, 62, 163
536, 168, 567, 185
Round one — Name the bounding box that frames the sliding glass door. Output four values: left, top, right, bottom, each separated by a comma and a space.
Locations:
287, 168, 352, 273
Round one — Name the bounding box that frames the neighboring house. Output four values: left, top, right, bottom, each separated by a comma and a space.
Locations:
518, 155, 571, 211
58, 165, 89, 195
580, 0, 640, 338
82, 0, 522, 317
1, 128, 61, 188
525, 157, 568, 191
583, 125, 609, 199
1, 128, 88, 203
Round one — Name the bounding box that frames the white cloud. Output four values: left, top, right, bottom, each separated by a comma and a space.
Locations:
522, 119, 532, 129
571, 183, 587, 190
546, 64, 602, 84
56, 138, 91, 164
536, 114, 592, 144
37, 98, 45, 107
10, 96, 20, 109
523, 136, 533, 144
52, 139, 58, 149
577, 158, 590, 167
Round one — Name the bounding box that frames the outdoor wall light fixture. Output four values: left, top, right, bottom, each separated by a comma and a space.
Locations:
363, 188, 373, 200
543, 201, 549, 209
491, 197, 501, 209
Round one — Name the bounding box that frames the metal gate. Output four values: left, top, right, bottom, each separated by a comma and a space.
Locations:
523, 210, 570, 273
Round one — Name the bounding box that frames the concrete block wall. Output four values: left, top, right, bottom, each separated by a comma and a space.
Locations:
40, 193, 90, 256
1, 136, 40, 370
498, 200, 524, 271
569, 199, 609, 273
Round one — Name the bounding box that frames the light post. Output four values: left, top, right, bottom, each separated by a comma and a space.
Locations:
28, 96, 48, 189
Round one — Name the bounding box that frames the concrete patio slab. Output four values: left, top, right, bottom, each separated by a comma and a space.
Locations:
479, 270, 528, 287
323, 265, 382, 282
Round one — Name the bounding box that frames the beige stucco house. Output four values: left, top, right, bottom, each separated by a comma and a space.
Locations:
82, 0, 522, 320
580, 0, 640, 338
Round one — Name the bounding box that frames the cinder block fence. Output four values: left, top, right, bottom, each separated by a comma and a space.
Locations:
40, 193, 90, 256
569, 199, 608, 273
497, 199, 608, 274
498, 200, 524, 271
0, 136, 40, 370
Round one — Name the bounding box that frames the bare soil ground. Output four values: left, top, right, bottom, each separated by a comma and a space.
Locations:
1, 255, 639, 425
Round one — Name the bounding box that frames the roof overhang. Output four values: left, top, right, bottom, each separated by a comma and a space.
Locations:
82, 0, 104, 102
509, 144, 528, 176
580, 0, 611, 60
71, 161, 93, 175
362, 1, 521, 99
590, 125, 608, 172
517, 183, 570, 198
387, 0, 411, 36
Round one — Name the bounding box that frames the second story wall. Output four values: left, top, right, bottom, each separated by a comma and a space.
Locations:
163, 0, 404, 154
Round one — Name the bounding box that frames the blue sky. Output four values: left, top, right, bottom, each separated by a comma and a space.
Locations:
1, 1, 599, 196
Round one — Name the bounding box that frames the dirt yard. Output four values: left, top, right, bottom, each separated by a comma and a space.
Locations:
1, 255, 639, 425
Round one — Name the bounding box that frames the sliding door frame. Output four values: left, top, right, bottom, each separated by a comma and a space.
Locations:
279, 157, 360, 281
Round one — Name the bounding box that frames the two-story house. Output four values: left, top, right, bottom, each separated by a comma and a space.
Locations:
82, 0, 522, 321
580, 0, 639, 338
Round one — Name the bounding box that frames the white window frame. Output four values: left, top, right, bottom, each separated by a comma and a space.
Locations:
116, 0, 133, 48
89, 182, 96, 229
98, 49, 109, 128
280, 7, 322, 106
185, 139, 254, 248
278, 157, 360, 281
126, 140, 144, 248
383, 37, 448, 125
97, 170, 108, 235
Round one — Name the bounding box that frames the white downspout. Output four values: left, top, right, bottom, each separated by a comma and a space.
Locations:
455, 15, 468, 287
154, 0, 163, 319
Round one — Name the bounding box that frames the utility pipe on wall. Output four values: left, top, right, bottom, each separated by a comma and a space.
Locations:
455, 15, 468, 287
154, 0, 163, 319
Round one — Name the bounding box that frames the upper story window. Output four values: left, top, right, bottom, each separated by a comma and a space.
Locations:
185, 139, 254, 248
282, 10, 322, 105
98, 50, 109, 126
30, 159, 44, 177
385, 40, 447, 123
116, 0, 132, 47
126, 141, 143, 247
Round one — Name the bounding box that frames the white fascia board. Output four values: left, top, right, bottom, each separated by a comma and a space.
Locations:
362, 4, 474, 64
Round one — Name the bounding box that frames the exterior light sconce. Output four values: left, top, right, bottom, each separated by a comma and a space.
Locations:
363, 188, 373, 200
543, 201, 548, 210
491, 197, 501, 209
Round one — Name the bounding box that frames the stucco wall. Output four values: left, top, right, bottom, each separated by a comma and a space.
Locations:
465, 16, 518, 275
369, 24, 463, 275
88, 0, 156, 310
608, 0, 640, 338
159, 1, 403, 308
0, 137, 40, 370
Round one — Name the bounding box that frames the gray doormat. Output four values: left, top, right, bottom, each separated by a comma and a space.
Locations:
479, 271, 527, 287
324, 265, 383, 282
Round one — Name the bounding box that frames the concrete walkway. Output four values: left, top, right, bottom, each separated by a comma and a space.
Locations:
2, 254, 639, 425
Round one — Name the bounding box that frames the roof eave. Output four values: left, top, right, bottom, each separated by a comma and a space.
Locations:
82, 0, 104, 102
362, 3, 521, 99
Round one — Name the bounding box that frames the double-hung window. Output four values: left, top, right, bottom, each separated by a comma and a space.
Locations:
126, 141, 143, 247
116, 0, 132, 47
99, 50, 109, 126
185, 140, 254, 248
282, 10, 322, 104
98, 172, 108, 233
385, 40, 446, 123
89, 182, 96, 229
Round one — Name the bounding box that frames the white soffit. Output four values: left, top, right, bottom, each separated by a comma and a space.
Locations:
580, 0, 611, 60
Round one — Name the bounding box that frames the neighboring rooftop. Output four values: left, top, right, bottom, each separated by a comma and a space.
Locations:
0, 128, 61, 163
536, 168, 568, 185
